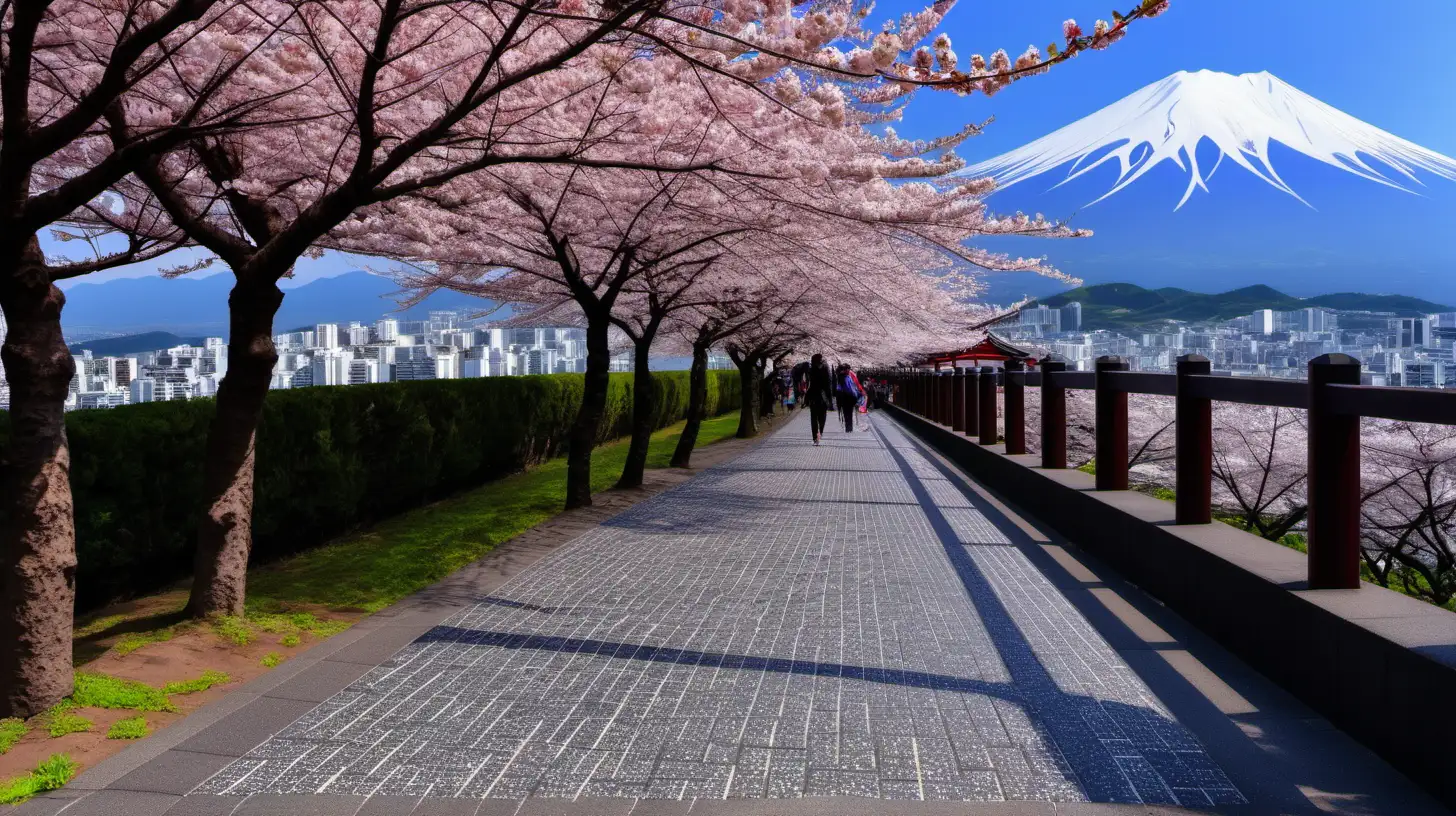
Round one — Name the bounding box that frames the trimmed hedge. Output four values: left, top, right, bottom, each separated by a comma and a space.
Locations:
0, 370, 740, 611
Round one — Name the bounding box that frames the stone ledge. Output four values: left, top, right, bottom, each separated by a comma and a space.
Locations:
885, 403, 1456, 812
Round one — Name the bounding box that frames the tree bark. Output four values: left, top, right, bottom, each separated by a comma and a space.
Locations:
759, 360, 775, 419
187, 277, 284, 618
736, 355, 760, 439
670, 343, 710, 468
616, 335, 656, 489
0, 237, 78, 717
565, 313, 612, 509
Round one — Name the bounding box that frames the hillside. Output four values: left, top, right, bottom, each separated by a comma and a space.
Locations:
69, 332, 205, 356
1038, 284, 1451, 330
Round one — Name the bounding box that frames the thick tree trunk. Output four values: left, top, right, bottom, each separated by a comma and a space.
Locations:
736, 356, 760, 439
670, 343, 710, 468
0, 238, 79, 717
565, 314, 612, 509
616, 337, 656, 489
187, 278, 284, 618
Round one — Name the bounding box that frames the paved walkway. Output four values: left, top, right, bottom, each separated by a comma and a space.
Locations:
29, 413, 1451, 815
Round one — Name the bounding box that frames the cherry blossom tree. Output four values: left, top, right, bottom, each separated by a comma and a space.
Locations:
0, 0, 297, 716
134, 0, 1170, 616
1360, 420, 1456, 607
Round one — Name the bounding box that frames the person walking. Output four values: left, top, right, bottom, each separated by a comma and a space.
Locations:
799, 354, 833, 445
835, 363, 864, 433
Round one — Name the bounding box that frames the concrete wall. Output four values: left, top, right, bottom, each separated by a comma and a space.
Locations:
887, 403, 1456, 810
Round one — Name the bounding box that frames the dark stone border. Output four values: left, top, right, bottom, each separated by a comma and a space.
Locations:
885, 403, 1456, 812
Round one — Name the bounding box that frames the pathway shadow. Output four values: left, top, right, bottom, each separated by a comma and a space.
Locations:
399, 418, 1265, 810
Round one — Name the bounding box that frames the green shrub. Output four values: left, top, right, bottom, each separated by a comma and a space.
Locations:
0, 754, 76, 805
44, 708, 91, 738
260, 652, 283, 668
70, 673, 176, 713
106, 716, 149, 740
0, 371, 739, 612
162, 670, 231, 696
0, 719, 26, 755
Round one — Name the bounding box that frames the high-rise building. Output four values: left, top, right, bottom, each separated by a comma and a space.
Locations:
348, 358, 383, 384
346, 322, 370, 345
375, 319, 399, 342
1392, 317, 1432, 348
1061, 302, 1082, 332
309, 350, 352, 386
129, 378, 157, 403
1251, 309, 1275, 334
314, 323, 341, 349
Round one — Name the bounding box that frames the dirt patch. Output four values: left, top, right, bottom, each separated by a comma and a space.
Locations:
1, 603, 363, 785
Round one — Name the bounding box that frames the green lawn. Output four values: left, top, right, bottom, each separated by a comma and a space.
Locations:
247, 414, 743, 613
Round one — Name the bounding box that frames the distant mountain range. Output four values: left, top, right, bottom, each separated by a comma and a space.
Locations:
61, 271, 503, 340
1036, 284, 1452, 331
69, 332, 206, 356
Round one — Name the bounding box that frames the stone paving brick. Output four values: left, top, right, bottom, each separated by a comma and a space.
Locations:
189, 414, 1241, 808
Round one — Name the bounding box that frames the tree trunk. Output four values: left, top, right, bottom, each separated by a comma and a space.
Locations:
670, 343, 710, 468
565, 314, 612, 509
187, 277, 284, 618
617, 336, 656, 489
736, 356, 760, 439
0, 239, 79, 717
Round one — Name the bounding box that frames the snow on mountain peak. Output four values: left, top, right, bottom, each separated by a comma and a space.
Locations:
958, 69, 1456, 209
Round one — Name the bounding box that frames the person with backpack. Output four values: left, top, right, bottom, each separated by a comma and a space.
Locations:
835, 363, 864, 433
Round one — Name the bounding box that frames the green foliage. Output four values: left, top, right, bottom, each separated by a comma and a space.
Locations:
114, 627, 177, 656
247, 413, 744, 613
279, 634, 301, 647
0, 371, 739, 612
162, 670, 230, 696
70, 673, 176, 713
211, 616, 254, 646
106, 716, 149, 740
0, 719, 26, 755
0, 754, 76, 805
260, 652, 283, 669
44, 708, 91, 738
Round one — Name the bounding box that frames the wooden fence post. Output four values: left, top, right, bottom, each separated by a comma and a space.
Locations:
1040, 357, 1067, 469
1175, 354, 1213, 524
1095, 356, 1129, 490
1307, 353, 1362, 589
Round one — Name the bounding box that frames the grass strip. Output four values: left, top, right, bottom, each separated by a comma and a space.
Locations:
71, 673, 176, 713
162, 670, 231, 696
106, 717, 150, 740
0, 719, 26, 755
246, 414, 742, 613
0, 754, 76, 805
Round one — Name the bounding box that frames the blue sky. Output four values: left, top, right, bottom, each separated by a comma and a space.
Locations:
62, 0, 1456, 304
882, 0, 1456, 304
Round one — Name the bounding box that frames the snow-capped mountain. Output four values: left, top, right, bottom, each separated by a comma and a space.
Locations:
959, 69, 1456, 210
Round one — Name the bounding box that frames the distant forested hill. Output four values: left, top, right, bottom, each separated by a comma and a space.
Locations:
1037, 284, 1451, 330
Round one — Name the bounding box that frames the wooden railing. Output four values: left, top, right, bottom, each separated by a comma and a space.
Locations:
880, 354, 1456, 591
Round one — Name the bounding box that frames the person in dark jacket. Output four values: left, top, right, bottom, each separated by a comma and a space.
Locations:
800, 354, 833, 445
